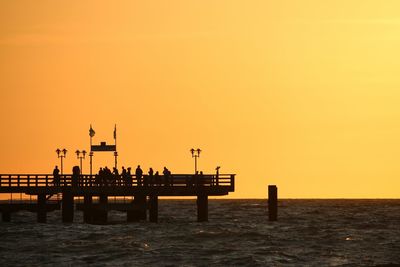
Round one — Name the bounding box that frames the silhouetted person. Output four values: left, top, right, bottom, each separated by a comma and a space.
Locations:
154, 171, 160, 186
163, 167, 171, 186
113, 167, 119, 186
168, 168, 172, 185
215, 166, 220, 186
53, 165, 60, 186
97, 167, 103, 186
193, 171, 199, 186
121, 166, 127, 186
147, 167, 154, 186
100, 166, 106, 186
104, 166, 112, 186
136, 165, 143, 186
199, 171, 204, 186
126, 167, 132, 186
72, 166, 80, 187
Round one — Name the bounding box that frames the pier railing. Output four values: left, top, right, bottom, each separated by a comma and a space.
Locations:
0, 174, 235, 191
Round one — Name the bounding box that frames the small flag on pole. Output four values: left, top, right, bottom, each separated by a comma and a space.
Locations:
89, 125, 95, 137
113, 124, 117, 139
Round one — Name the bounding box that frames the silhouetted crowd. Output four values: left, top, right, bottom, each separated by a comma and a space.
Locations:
53, 165, 221, 187
92, 165, 173, 187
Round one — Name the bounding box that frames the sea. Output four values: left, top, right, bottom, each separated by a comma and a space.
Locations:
1, 199, 399, 266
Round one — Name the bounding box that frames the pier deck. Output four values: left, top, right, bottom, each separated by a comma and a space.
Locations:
0, 173, 235, 223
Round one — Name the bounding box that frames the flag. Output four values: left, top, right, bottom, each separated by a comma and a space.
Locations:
89, 125, 95, 137
113, 124, 117, 139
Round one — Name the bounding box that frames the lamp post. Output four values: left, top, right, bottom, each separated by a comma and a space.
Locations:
114, 151, 118, 170
190, 148, 201, 173
75, 150, 86, 174
89, 151, 93, 176
56, 148, 67, 175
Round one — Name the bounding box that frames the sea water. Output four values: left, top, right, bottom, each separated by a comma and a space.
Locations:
1, 199, 399, 266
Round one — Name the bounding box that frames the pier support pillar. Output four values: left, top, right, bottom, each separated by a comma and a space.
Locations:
83, 195, 93, 223
62, 189, 74, 223
268, 185, 278, 221
127, 195, 146, 222
2, 212, 11, 222
197, 194, 208, 222
138, 195, 147, 220
37, 193, 47, 223
149, 195, 158, 223
127, 209, 139, 222
94, 195, 108, 223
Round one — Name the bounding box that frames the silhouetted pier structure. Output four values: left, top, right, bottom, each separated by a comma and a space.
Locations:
0, 173, 235, 223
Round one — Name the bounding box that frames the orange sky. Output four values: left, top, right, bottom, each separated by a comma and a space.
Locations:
1, 1, 400, 198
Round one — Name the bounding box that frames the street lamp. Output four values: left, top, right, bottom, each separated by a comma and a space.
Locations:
56, 148, 67, 174
190, 148, 201, 173
75, 150, 86, 174
89, 151, 93, 176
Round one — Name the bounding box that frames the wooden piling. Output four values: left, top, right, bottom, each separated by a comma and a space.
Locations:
37, 193, 47, 223
268, 185, 278, 221
135, 194, 147, 220
127, 195, 146, 222
149, 195, 158, 223
62, 189, 74, 223
83, 195, 93, 223
197, 194, 208, 222
97, 194, 108, 223
127, 209, 139, 222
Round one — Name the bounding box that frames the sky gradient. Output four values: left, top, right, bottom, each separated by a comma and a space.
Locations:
1, 1, 400, 198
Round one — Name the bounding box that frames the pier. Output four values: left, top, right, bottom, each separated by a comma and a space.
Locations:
0, 173, 235, 223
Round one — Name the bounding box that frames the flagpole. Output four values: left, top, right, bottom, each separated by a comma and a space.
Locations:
114, 124, 117, 170
90, 135, 92, 176
89, 124, 94, 177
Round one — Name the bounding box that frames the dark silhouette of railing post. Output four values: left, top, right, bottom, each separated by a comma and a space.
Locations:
62, 188, 74, 223
268, 185, 278, 221
197, 194, 208, 222
37, 193, 47, 223
149, 195, 158, 223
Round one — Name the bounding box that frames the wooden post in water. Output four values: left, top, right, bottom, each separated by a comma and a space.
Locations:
37, 193, 47, 223
137, 194, 147, 220
149, 195, 158, 223
83, 195, 93, 223
197, 194, 208, 222
62, 189, 74, 223
127, 194, 147, 222
268, 185, 278, 221
127, 205, 139, 222
91, 195, 107, 223
98, 194, 108, 223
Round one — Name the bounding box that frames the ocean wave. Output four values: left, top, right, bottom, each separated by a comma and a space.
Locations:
1, 200, 400, 266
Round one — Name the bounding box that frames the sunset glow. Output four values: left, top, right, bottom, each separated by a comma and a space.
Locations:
1, 1, 400, 198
